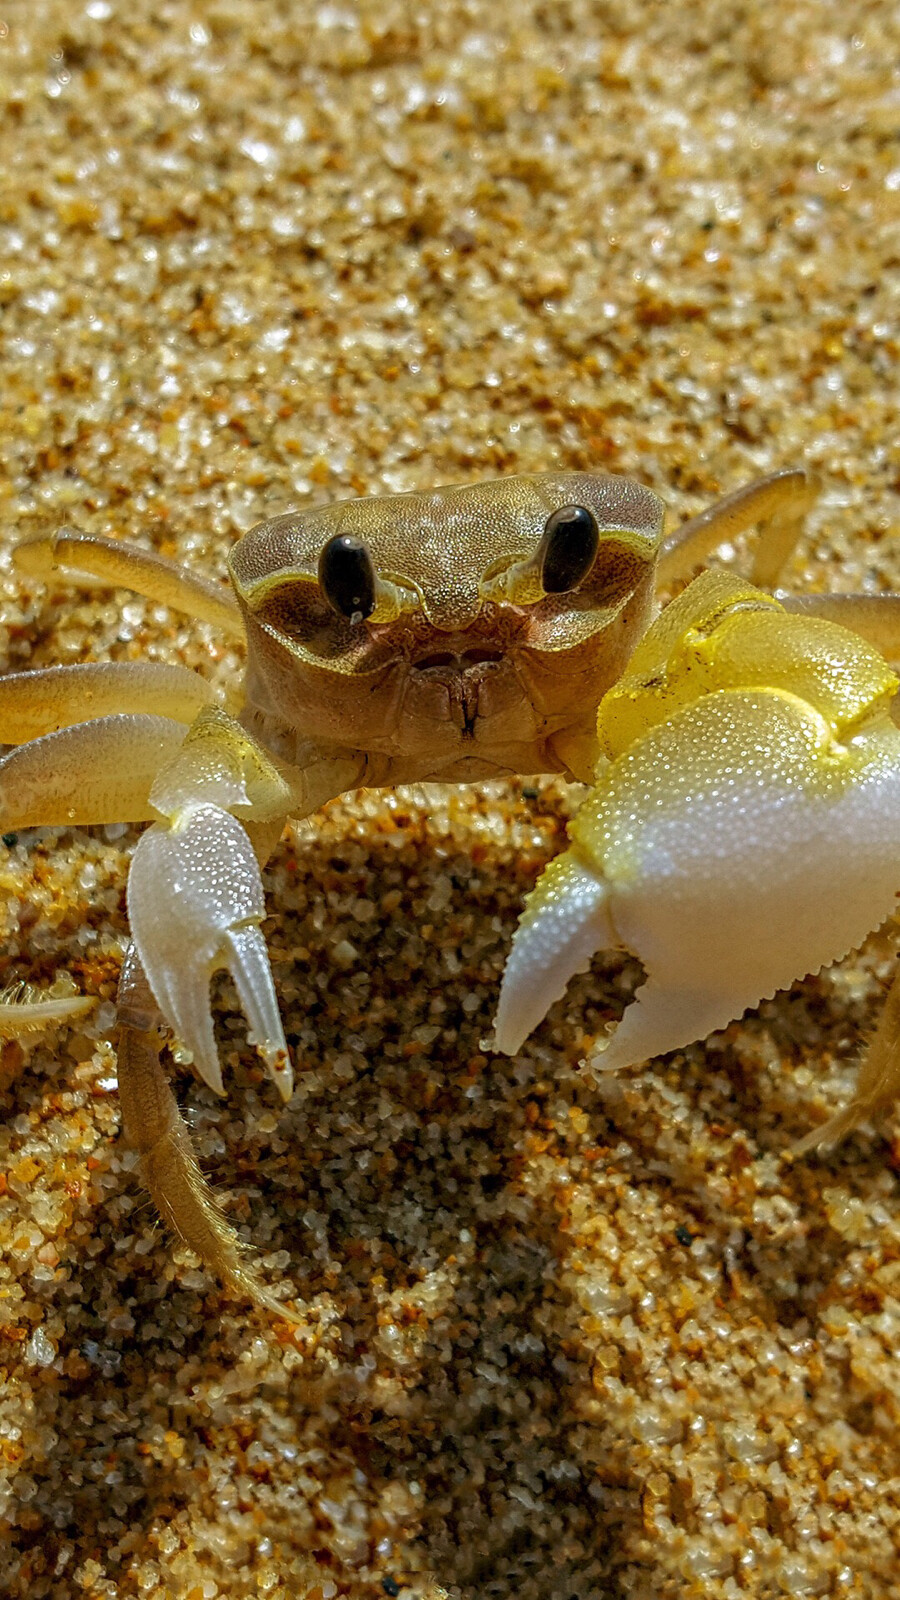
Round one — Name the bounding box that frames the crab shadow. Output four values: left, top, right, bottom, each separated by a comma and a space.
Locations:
4, 803, 898, 1600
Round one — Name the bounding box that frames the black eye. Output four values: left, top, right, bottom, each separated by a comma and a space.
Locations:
539, 505, 599, 594
318, 534, 376, 621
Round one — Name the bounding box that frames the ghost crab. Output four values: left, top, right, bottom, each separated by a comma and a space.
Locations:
2, 468, 900, 1316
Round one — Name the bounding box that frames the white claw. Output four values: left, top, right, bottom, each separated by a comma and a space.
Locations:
496, 571, 900, 1083
493, 853, 618, 1056
496, 693, 900, 1075
127, 801, 292, 1099
224, 925, 293, 1099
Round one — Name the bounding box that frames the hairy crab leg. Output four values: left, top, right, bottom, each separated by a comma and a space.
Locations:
0, 713, 189, 828
115, 944, 295, 1318
795, 951, 900, 1153
495, 569, 900, 1144
0, 660, 221, 743
14, 527, 244, 639
0, 983, 95, 1036
656, 467, 819, 589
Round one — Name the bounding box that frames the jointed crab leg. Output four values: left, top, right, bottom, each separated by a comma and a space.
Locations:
14, 527, 244, 639
115, 944, 292, 1317
657, 467, 819, 588
0, 660, 220, 743
0, 983, 95, 1036
118, 717, 364, 1308
0, 714, 189, 827
795, 949, 900, 1153
115, 705, 364, 1308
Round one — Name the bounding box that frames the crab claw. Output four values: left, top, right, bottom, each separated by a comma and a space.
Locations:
497, 691, 900, 1070
495, 571, 900, 1096
493, 852, 620, 1055
127, 801, 292, 1100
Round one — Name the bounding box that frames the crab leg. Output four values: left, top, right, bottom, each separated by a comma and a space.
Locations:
0, 984, 95, 1036
115, 944, 292, 1316
656, 467, 818, 588
14, 527, 244, 639
119, 710, 294, 1307
0, 660, 220, 743
656, 473, 900, 660
495, 569, 900, 1144
795, 953, 900, 1153
0, 713, 189, 827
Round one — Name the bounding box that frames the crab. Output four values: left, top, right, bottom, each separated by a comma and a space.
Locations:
2, 467, 899, 1316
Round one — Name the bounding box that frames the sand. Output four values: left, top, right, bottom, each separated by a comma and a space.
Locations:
1, 1, 899, 1595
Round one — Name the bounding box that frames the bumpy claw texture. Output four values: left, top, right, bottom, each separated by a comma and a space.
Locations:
131, 706, 296, 1099
496, 570, 900, 1140
128, 804, 291, 1097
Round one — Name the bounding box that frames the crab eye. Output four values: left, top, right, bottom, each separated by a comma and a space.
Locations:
539, 505, 599, 594
318, 534, 377, 621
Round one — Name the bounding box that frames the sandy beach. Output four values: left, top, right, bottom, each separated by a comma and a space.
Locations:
1, 2, 899, 1595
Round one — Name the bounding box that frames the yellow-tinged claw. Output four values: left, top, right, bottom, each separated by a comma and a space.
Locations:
148, 705, 296, 823
598, 567, 898, 762
495, 573, 900, 1115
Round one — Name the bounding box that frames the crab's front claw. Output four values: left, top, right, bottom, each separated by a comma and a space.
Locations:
128, 801, 292, 1100
108, 708, 314, 1315
125, 705, 298, 1100
496, 571, 900, 1138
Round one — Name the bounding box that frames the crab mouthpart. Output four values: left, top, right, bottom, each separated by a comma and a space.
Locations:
413, 645, 505, 670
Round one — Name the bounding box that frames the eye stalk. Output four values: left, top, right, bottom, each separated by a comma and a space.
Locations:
479, 502, 607, 607
314, 534, 422, 626
539, 505, 600, 594
318, 534, 377, 622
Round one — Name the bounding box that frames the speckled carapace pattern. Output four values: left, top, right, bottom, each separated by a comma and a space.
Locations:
1, 3, 899, 1597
